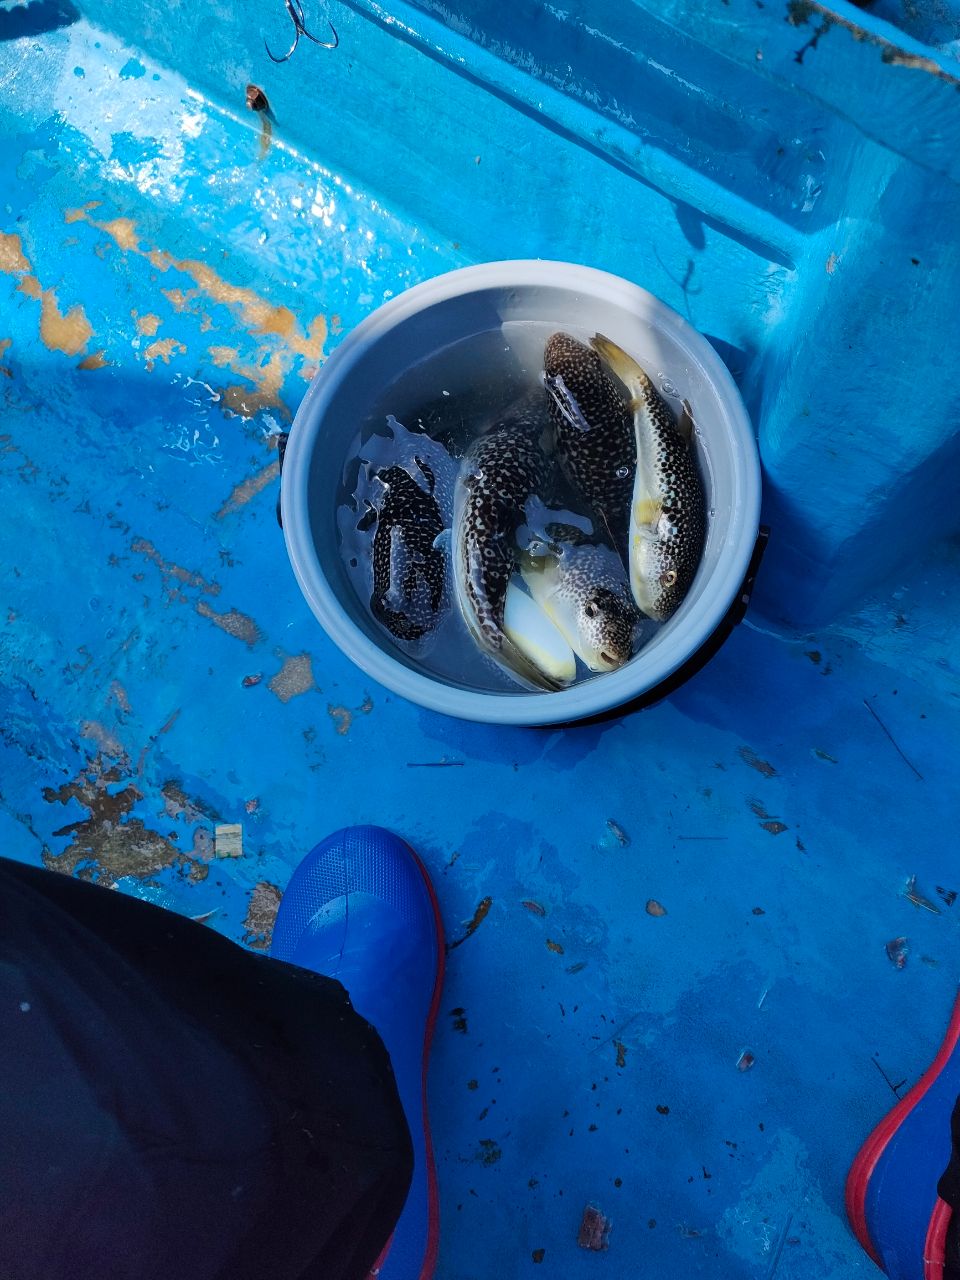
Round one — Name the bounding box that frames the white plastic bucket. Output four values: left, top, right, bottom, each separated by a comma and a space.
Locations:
281, 261, 762, 726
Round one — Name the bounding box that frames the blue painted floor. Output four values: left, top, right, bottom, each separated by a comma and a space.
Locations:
2, 15, 960, 1279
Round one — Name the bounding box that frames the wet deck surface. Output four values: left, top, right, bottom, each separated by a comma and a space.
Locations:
3, 18, 960, 1279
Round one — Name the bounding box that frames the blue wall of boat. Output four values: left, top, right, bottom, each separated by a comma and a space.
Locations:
75, 0, 960, 626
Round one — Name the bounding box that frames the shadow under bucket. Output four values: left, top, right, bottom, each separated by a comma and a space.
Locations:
280, 261, 763, 726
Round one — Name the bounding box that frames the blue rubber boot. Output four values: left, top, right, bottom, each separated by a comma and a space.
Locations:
271, 826, 445, 1280
846, 990, 960, 1280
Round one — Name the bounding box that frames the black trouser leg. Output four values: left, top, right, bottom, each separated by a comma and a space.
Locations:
0, 856, 413, 1280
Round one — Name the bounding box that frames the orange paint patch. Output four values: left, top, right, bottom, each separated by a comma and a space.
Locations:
97, 217, 140, 252
161, 287, 198, 312
64, 201, 102, 224
18, 276, 41, 299
40, 289, 92, 356
208, 345, 239, 367
209, 345, 289, 419
135, 312, 162, 336
64, 209, 326, 361
0, 232, 31, 276
143, 338, 186, 370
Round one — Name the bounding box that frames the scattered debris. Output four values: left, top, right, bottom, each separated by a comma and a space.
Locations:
546, 938, 565, 954
447, 897, 492, 951
242, 672, 262, 687
577, 1205, 611, 1251
757, 988, 769, 1010
736, 1050, 755, 1072
813, 748, 837, 763
903, 875, 941, 914
406, 760, 465, 768
738, 746, 777, 777
246, 83, 269, 112
531, 1249, 545, 1264
565, 961, 587, 974
615, 1040, 627, 1068
190, 909, 218, 925
937, 886, 958, 907
761, 821, 789, 835
478, 1139, 502, 1165
863, 698, 924, 781
606, 819, 630, 846
656, 1104, 669, 1115
872, 1054, 907, 1097
521, 900, 546, 916
646, 899, 667, 917
214, 823, 243, 858
467, 1079, 478, 1090
885, 936, 909, 969
752, 907, 765, 916
245, 797, 260, 814
450, 1007, 468, 1033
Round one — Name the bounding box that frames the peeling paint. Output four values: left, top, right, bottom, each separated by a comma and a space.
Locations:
216, 458, 281, 519
195, 599, 262, 645
268, 652, 315, 701
143, 337, 186, 370
39, 288, 92, 356
42, 754, 199, 882
131, 537, 220, 598
134, 311, 162, 336
242, 880, 282, 949
1, 232, 92, 356
0, 231, 31, 275
66, 208, 328, 360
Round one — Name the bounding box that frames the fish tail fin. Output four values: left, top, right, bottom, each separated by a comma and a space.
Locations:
589, 333, 653, 398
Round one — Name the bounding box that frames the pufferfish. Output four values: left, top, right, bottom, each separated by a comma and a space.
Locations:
589, 334, 706, 622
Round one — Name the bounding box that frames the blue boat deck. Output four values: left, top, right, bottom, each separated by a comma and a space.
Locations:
2, 7, 960, 1277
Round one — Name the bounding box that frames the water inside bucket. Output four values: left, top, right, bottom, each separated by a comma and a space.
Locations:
335, 320, 712, 695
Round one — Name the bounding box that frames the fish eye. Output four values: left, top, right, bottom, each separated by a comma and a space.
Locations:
584, 600, 600, 619
659, 569, 678, 588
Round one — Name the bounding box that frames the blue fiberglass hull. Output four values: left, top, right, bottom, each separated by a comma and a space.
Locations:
1, 0, 959, 1274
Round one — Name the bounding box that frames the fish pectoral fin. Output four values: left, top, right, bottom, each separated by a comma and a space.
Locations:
544, 373, 591, 434
676, 400, 695, 443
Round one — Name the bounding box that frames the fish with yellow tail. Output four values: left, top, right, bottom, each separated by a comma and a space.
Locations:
589, 335, 706, 622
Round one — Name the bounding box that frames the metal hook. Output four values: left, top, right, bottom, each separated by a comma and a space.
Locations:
265, 0, 338, 63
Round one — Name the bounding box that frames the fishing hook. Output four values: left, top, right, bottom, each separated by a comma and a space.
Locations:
265, 0, 338, 62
